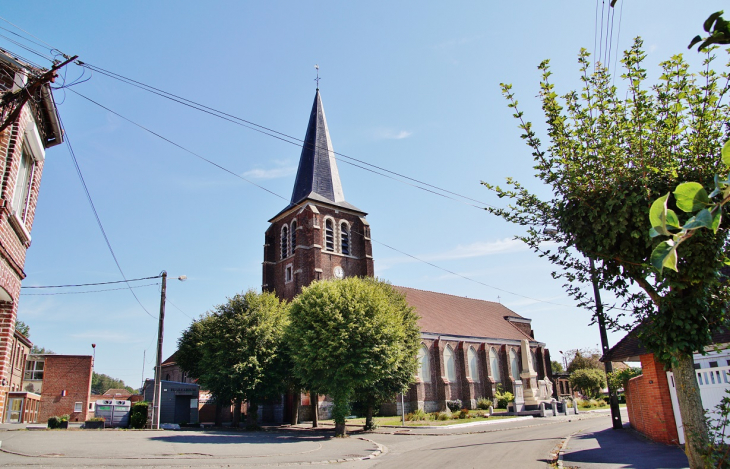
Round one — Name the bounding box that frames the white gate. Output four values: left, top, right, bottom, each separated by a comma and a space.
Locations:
667, 365, 730, 444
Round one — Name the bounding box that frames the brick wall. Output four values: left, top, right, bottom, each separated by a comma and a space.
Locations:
0, 100, 48, 421
624, 353, 680, 445
263, 202, 373, 302
38, 355, 93, 423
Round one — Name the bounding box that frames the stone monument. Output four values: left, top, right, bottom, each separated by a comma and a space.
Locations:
520, 338, 541, 406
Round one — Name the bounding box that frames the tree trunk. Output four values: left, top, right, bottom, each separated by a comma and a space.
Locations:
291, 392, 300, 426
214, 400, 223, 427
311, 392, 318, 428
672, 352, 709, 469
232, 398, 242, 427
246, 402, 259, 429
364, 404, 374, 431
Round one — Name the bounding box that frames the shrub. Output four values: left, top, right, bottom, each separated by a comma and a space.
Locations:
437, 412, 450, 421
446, 400, 462, 412
47, 416, 60, 429
88, 417, 105, 422
129, 402, 149, 429
476, 397, 491, 410
569, 368, 607, 398
458, 409, 469, 419
59, 414, 69, 422
607, 367, 642, 391
495, 390, 514, 409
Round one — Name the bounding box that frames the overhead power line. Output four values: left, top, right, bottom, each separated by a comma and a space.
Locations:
21, 282, 160, 296
59, 115, 157, 320
77, 62, 496, 210
21, 275, 162, 289
67, 90, 591, 312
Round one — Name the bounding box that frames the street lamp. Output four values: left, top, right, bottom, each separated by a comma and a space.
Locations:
544, 228, 622, 430
151, 271, 187, 430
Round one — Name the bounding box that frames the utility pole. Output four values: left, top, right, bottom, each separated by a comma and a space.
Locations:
152, 271, 167, 430
0, 55, 77, 133
589, 257, 623, 430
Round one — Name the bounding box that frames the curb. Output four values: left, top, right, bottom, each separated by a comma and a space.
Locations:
557, 431, 579, 469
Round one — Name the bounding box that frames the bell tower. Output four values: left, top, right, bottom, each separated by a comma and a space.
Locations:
262, 90, 374, 301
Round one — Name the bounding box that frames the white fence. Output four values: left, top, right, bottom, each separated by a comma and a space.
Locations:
667, 364, 730, 444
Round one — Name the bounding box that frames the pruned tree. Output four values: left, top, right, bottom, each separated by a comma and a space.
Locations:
288, 277, 420, 436
484, 39, 730, 467
569, 368, 607, 399
177, 290, 289, 428
565, 348, 603, 374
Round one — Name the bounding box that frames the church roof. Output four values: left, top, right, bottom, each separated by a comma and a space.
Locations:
394, 286, 537, 343
286, 90, 364, 214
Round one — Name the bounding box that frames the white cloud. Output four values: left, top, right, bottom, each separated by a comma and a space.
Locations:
423, 238, 528, 262
374, 128, 412, 140
243, 166, 296, 180
435, 36, 480, 50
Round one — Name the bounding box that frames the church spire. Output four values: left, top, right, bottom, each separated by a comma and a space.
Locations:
290, 90, 346, 206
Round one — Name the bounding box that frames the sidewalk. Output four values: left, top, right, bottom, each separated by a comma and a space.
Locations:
560, 423, 689, 469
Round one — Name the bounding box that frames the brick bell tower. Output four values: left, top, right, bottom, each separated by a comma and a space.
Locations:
262, 89, 374, 301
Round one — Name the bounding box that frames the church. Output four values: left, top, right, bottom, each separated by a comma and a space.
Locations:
262, 89, 552, 418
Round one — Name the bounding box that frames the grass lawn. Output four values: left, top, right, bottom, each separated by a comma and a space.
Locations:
577, 402, 628, 411
331, 410, 518, 427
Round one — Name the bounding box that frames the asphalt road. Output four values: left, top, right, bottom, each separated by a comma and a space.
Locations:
0, 411, 687, 468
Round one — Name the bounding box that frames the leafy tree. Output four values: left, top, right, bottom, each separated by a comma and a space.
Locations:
607, 367, 642, 392
30, 345, 54, 354
569, 368, 607, 399
689, 11, 730, 52
177, 290, 289, 428
15, 320, 29, 338
565, 348, 603, 373
288, 277, 420, 436
91, 372, 135, 395
550, 360, 564, 373
485, 40, 729, 467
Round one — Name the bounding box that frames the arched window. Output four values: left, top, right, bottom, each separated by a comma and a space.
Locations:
510, 349, 520, 380
324, 219, 335, 251
489, 348, 501, 382
340, 222, 350, 255
417, 344, 430, 382
165, 373, 170, 381
468, 347, 479, 382
444, 345, 456, 382
291, 220, 297, 254
281, 225, 289, 258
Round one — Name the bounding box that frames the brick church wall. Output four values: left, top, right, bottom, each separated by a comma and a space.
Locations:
263, 203, 373, 302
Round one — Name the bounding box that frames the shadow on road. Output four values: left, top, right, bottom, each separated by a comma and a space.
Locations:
148, 432, 328, 445
564, 428, 689, 468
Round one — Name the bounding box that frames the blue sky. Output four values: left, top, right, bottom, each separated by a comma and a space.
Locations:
3, 1, 725, 388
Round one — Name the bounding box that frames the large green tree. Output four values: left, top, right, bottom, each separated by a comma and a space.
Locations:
177, 290, 289, 428
91, 372, 136, 395
485, 40, 730, 467
288, 277, 420, 436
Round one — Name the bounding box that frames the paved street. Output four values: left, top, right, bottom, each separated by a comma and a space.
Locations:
0, 411, 688, 468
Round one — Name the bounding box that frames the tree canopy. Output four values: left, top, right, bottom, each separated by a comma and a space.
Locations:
565, 349, 603, 374
485, 39, 730, 467
15, 320, 29, 338
287, 277, 420, 436
91, 372, 136, 395
176, 290, 289, 427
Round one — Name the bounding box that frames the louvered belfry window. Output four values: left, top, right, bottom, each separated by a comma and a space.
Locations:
325, 219, 334, 251
281, 225, 289, 258
341, 222, 350, 255
291, 221, 297, 254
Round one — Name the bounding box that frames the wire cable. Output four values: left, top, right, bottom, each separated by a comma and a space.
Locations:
59, 115, 157, 320
78, 63, 496, 210
66, 89, 590, 312
21, 282, 160, 296
21, 275, 162, 289
0, 16, 57, 51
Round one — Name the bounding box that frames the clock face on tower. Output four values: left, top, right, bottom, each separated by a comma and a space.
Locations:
333, 266, 344, 279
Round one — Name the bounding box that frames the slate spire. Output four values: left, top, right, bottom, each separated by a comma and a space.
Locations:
290, 90, 346, 205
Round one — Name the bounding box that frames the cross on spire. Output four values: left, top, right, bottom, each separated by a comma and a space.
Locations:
314, 64, 320, 89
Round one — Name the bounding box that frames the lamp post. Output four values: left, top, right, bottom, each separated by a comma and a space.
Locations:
151, 271, 186, 429
543, 228, 622, 429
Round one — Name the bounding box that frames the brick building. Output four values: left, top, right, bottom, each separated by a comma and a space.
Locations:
0, 49, 64, 421
26, 354, 93, 423
264, 89, 551, 419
